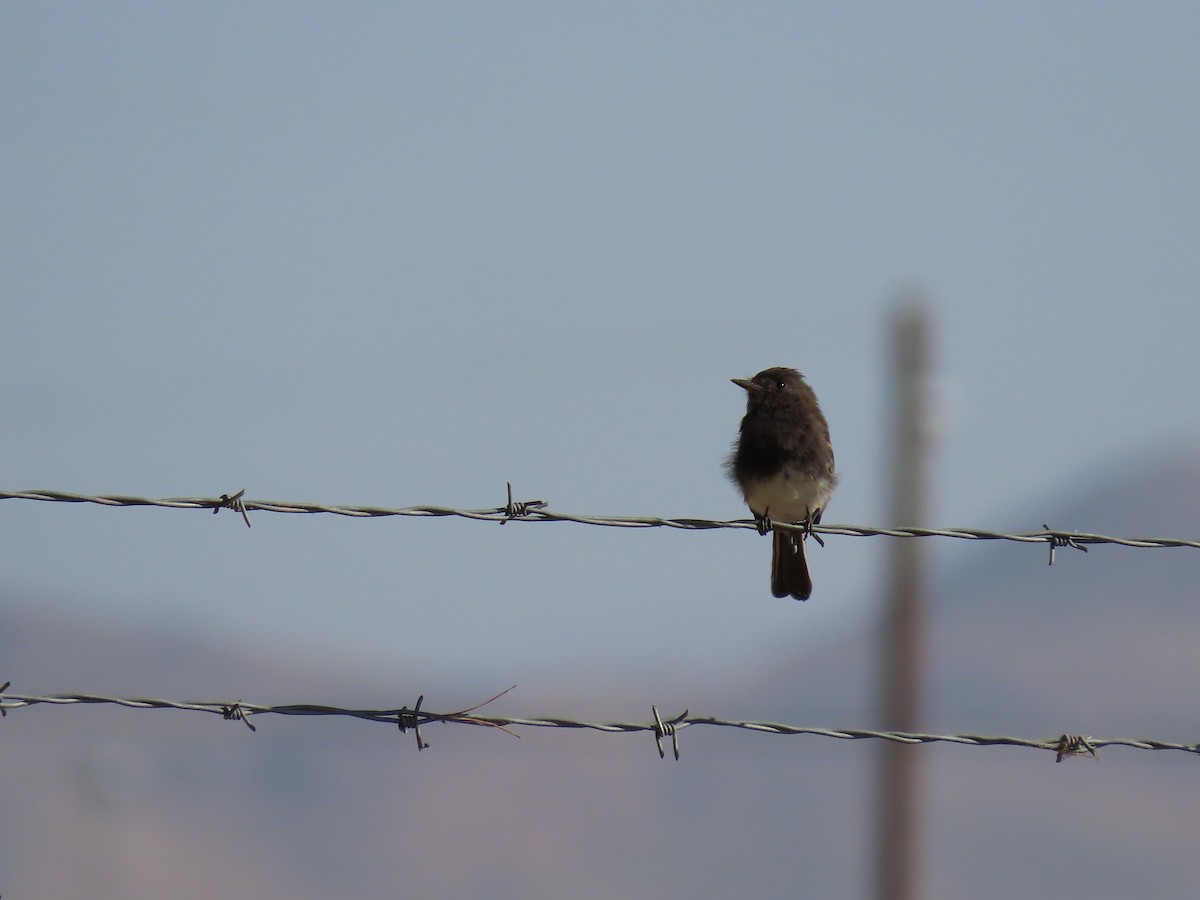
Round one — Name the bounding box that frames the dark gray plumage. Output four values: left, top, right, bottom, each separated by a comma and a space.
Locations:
728, 367, 837, 600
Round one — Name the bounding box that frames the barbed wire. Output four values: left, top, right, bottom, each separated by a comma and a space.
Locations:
6, 493, 1194, 766
2, 487, 1198, 560
1, 685, 1193, 762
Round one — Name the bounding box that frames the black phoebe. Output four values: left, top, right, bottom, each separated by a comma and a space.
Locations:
728, 367, 837, 601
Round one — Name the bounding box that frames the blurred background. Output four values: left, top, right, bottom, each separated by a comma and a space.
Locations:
2, 3, 1199, 898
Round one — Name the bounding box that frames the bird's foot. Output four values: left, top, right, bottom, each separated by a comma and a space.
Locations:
802, 508, 825, 548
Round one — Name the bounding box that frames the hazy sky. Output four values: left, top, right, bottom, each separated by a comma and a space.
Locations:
3, 3, 1198, 689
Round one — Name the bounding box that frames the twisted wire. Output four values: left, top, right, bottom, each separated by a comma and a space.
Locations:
2, 489, 1198, 551
1, 691, 1194, 760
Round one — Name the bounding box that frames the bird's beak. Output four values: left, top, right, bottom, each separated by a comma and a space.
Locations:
731, 377, 756, 391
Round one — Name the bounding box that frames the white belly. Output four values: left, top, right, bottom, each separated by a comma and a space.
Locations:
742, 468, 834, 522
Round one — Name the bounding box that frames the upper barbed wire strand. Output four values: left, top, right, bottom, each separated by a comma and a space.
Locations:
1, 489, 1198, 550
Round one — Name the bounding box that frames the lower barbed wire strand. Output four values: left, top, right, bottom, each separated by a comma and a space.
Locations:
1, 692, 1197, 756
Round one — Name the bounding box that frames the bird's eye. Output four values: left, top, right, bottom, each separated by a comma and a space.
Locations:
775, 381, 786, 390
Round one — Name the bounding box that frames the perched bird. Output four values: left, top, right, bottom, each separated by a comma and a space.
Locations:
727, 367, 837, 600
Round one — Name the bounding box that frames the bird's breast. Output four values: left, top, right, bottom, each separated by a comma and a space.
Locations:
742, 468, 834, 522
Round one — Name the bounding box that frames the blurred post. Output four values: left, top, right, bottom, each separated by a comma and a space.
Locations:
874, 298, 933, 900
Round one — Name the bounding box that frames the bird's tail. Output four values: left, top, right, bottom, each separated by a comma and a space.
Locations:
771, 529, 812, 601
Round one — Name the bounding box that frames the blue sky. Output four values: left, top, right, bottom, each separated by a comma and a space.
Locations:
3, 3, 1198, 688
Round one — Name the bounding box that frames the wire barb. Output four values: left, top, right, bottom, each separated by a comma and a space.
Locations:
652, 705, 688, 760
397, 694, 429, 751
214, 489, 252, 528
221, 701, 257, 732
1042, 524, 1088, 566
0, 680, 9, 717
1054, 733, 1098, 762
774, 510, 827, 548
501, 482, 547, 523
